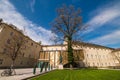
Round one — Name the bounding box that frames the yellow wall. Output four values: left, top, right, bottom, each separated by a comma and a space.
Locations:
41, 44, 120, 68
0, 23, 41, 68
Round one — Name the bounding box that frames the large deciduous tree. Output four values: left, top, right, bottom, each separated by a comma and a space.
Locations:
51, 5, 86, 67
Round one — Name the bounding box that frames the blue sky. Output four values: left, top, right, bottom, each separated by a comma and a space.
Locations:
0, 0, 120, 48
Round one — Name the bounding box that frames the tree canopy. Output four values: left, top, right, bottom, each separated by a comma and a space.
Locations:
51, 5, 86, 67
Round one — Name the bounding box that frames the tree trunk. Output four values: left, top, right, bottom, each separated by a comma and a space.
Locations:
10, 60, 16, 75
67, 37, 74, 68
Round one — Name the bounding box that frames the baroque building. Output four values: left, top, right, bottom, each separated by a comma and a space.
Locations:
40, 36, 120, 69
40, 42, 120, 68
0, 21, 120, 69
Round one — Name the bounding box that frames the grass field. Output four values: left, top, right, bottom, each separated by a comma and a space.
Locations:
31, 69, 120, 80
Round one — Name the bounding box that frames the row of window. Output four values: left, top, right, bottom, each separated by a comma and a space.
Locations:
87, 62, 113, 66
9, 32, 38, 48
86, 47, 110, 51
86, 54, 111, 59
3, 48, 32, 58
21, 53, 33, 58
7, 39, 38, 48
75, 45, 111, 51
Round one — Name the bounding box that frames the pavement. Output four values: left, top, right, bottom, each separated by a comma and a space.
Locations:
1, 68, 119, 80
0, 68, 53, 80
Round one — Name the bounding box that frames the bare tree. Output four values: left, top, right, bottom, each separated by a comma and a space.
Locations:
4, 31, 27, 75
51, 5, 86, 67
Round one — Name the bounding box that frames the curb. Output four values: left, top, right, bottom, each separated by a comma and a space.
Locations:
22, 69, 55, 80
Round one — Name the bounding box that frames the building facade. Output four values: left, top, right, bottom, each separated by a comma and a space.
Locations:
40, 41, 120, 69
0, 22, 120, 69
0, 22, 41, 68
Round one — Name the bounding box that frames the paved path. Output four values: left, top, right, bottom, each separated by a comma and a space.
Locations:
1, 68, 119, 80
0, 68, 52, 80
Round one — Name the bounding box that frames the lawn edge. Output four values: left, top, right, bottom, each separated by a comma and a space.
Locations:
22, 69, 56, 80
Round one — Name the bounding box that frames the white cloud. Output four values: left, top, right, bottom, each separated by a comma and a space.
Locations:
90, 30, 120, 46
85, 1, 120, 33
0, 0, 56, 45
85, 1, 120, 47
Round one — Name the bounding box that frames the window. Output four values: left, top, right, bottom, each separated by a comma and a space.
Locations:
7, 39, 10, 44
101, 63, 103, 66
106, 55, 108, 58
91, 54, 93, 58
10, 32, 13, 36
20, 61, 23, 65
96, 55, 97, 58
0, 59, 3, 65
99, 55, 101, 58
26, 40, 28, 43
103, 55, 105, 58
24, 46, 26, 49
3, 48, 6, 53
105, 63, 107, 66
31, 43, 33, 46
23, 53, 25, 57
87, 54, 88, 57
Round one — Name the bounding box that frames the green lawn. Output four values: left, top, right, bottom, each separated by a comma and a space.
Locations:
31, 69, 120, 80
